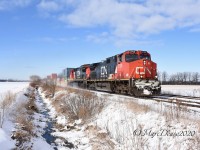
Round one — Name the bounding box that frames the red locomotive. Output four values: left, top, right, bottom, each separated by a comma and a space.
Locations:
66, 50, 161, 96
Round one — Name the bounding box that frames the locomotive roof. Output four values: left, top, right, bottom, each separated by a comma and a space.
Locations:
117, 50, 149, 56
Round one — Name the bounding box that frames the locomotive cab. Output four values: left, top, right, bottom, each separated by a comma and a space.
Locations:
115, 50, 161, 96
115, 50, 156, 79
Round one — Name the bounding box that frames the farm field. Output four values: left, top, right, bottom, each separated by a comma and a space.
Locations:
161, 85, 200, 97
0, 82, 29, 96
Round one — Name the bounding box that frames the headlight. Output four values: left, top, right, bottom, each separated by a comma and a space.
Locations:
155, 75, 158, 79
140, 75, 143, 78
143, 60, 146, 65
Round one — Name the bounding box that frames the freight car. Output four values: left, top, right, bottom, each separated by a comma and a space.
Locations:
66, 50, 161, 96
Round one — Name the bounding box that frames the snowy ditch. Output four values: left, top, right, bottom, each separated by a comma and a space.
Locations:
35, 91, 57, 148
38, 88, 92, 150
35, 89, 76, 149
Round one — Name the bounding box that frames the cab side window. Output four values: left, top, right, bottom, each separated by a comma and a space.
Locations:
118, 54, 123, 62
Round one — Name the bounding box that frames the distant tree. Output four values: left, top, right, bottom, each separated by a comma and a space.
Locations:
169, 74, 177, 84
30, 75, 41, 82
157, 71, 161, 82
162, 71, 168, 84
192, 72, 199, 84
29, 75, 41, 87
165, 71, 200, 85
176, 72, 184, 83
188, 72, 192, 83
183, 72, 188, 83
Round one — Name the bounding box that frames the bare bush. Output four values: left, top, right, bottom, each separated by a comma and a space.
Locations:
11, 130, 31, 148
15, 114, 34, 134
65, 90, 105, 120
42, 79, 57, 97
52, 89, 105, 121
51, 93, 68, 115
29, 75, 41, 87
0, 91, 16, 128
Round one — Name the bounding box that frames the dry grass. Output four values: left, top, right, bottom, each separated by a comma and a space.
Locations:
125, 101, 150, 114
11, 130, 31, 148
160, 98, 190, 122
85, 125, 115, 150
0, 91, 16, 128
65, 86, 79, 94
15, 115, 34, 134
55, 86, 65, 92
11, 87, 38, 148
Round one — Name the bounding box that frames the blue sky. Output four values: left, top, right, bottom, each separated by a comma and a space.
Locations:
0, 0, 200, 80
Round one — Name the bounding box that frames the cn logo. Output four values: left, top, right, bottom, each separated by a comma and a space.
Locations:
101, 66, 107, 77
76, 70, 81, 78
136, 67, 145, 75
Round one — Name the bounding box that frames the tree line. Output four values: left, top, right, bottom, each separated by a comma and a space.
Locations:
158, 71, 200, 85
0, 79, 28, 82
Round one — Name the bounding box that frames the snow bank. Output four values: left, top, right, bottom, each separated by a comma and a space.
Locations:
0, 82, 29, 149
0, 129, 15, 149
95, 100, 199, 149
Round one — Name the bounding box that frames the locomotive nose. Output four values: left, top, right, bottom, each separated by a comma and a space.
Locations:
133, 59, 154, 79
144, 59, 158, 79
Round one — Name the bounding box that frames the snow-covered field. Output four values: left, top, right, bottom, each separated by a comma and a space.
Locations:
0, 82, 29, 96
161, 85, 200, 97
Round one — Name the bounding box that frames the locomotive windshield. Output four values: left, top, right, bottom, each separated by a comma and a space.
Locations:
125, 54, 139, 62
140, 54, 151, 60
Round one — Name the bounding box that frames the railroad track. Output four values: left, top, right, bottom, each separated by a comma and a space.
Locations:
96, 90, 200, 109
149, 95, 200, 109
62, 86, 200, 109
93, 89, 200, 109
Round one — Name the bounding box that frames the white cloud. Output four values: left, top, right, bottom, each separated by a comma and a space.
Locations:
37, 0, 80, 12
37, 0, 61, 12
3, 0, 200, 43
0, 0, 33, 10
41, 0, 200, 39
33, 0, 200, 42
37, 0, 80, 17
